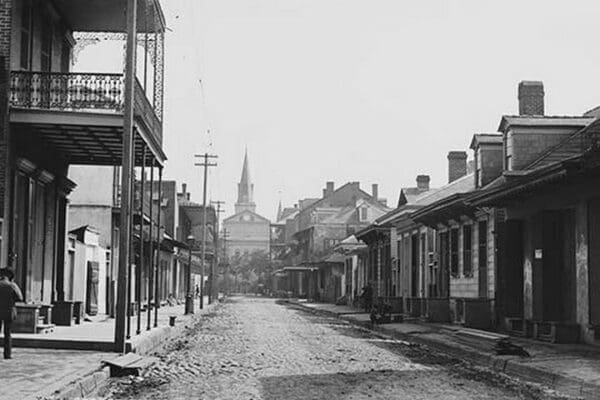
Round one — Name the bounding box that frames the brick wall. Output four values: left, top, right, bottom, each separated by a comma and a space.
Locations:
0, 0, 11, 267
506, 126, 580, 170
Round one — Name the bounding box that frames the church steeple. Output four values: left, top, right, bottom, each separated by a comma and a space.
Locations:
235, 149, 256, 214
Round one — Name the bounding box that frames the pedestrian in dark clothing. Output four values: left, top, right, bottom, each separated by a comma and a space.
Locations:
362, 282, 373, 312
0, 268, 23, 359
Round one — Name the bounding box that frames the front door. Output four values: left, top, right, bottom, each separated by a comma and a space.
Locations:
478, 220, 488, 298
86, 261, 100, 315
589, 198, 600, 326
13, 172, 29, 298
411, 234, 419, 297
541, 210, 576, 322
502, 219, 524, 318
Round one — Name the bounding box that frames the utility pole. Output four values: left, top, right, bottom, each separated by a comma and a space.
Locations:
211, 201, 225, 304
194, 153, 217, 310
221, 228, 230, 294
115, 0, 137, 353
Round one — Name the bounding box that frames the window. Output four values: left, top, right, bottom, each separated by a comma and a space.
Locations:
450, 228, 459, 277
478, 220, 487, 285
324, 238, 340, 250
20, 0, 32, 70
359, 207, 368, 221
61, 38, 71, 72
41, 17, 53, 72
463, 225, 473, 277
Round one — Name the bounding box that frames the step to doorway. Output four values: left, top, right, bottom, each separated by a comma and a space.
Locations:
36, 324, 55, 334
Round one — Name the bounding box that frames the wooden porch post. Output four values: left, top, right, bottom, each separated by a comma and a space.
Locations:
115, 0, 137, 353
154, 165, 162, 327
136, 146, 145, 335
147, 163, 154, 330
126, 134, 136, 340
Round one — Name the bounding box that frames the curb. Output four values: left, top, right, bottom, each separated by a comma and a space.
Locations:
287, 301, 596, 399
36, 301, 223, 400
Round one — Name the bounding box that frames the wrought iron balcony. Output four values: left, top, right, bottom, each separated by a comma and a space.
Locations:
9, 71, 163, 146
10, 71, 124, 112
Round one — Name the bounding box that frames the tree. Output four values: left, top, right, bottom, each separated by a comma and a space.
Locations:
228, 250, 271, 293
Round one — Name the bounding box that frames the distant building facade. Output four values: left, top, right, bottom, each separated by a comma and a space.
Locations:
223, 151, 270, 257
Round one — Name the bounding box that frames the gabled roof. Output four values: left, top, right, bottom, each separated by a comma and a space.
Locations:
410, 173, 474, 206
470, 133, 503, 150
498, 115, 593, 133
397, 187, 429, 207
404, 173, 476, 225
297, 182, 372, 217
223, 209, 271, 224
321, 198, 390, 225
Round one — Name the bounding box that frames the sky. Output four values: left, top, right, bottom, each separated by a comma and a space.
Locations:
79, 1, 600, 221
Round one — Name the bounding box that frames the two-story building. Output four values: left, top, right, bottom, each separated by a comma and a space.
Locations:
0, 0, 167, 347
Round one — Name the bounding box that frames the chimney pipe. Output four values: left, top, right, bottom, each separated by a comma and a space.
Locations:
371, 184, 378, 201
448, 151, 468, 183
518, 81, 544, 116
182, 183, 187, 194
416, 175, 430, 191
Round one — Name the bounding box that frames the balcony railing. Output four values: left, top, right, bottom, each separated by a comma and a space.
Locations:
10, 71, 124, 112
10, 71, 163, 146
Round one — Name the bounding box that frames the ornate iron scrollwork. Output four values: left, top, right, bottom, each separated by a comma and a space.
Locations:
10, 71, 124, 111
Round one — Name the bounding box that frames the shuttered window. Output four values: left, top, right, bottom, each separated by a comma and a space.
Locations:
463, 225, 473, 277
450, 228, 459, 277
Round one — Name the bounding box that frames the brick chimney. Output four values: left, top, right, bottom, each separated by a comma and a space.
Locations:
416, 175, 430, 191
182, 183, 187, 194
324, 181, 335, 198
448, 151, 468, 183
371, 184, 378, 201
518, 81, 544, 116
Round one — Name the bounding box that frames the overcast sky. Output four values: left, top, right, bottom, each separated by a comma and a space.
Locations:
88, 0, 600, 221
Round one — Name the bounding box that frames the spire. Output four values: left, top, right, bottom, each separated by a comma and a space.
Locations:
240, 147, 251, 184
235, 148, 256, 213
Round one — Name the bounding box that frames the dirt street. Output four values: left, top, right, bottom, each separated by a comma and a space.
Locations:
102, 297, 574, 400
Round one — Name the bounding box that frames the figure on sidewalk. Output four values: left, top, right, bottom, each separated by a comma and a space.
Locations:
361, 282, 373, 312
0, 268, 23, 359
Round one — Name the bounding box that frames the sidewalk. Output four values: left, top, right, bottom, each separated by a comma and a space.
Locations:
1, 296, 209, 352
290, 300, 600, 400
1, 296, 220, 400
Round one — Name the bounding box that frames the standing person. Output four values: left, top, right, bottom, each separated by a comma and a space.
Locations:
0, 268, 23, 359
362, 282, 373, 312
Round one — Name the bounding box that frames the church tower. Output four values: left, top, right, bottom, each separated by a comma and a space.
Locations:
235, 149, 256, 214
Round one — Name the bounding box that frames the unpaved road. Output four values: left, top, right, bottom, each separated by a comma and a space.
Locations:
102, 297, 573, 400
